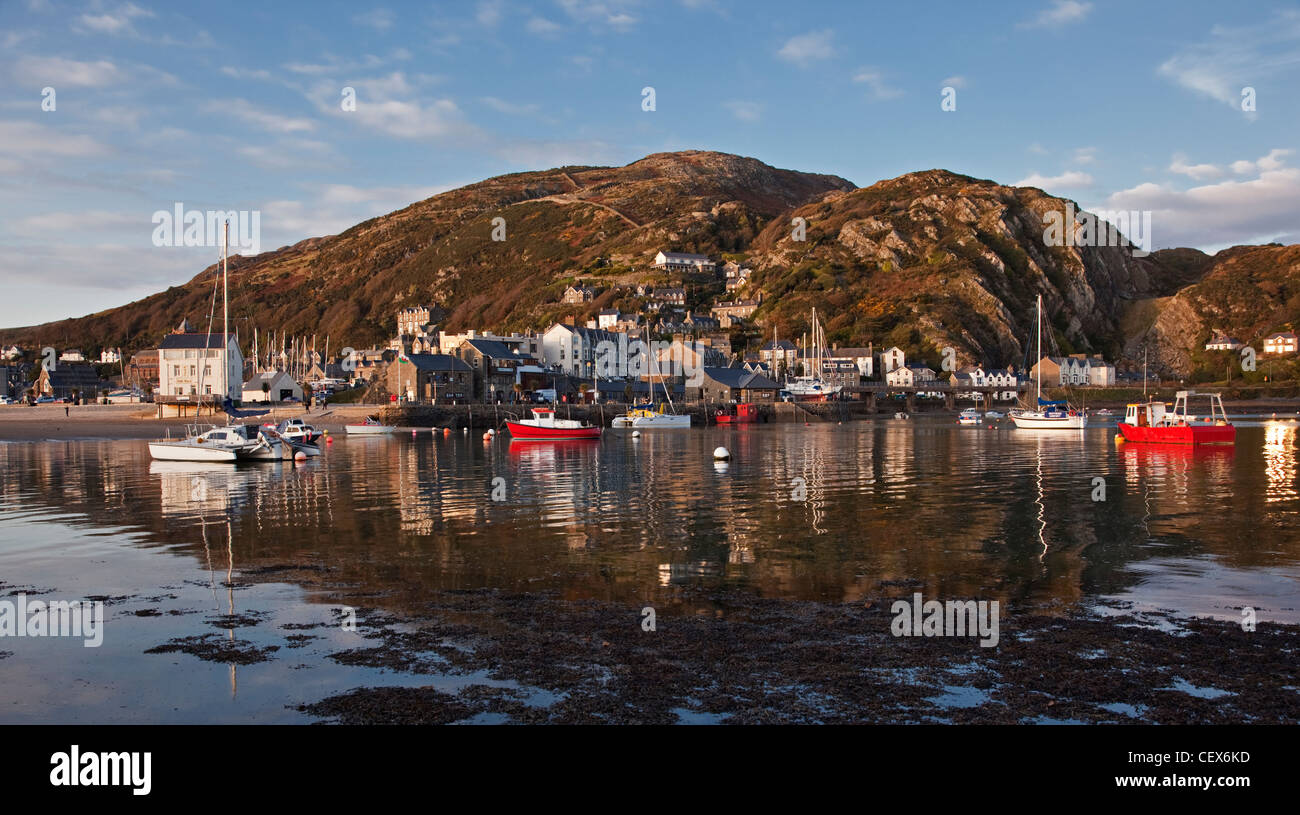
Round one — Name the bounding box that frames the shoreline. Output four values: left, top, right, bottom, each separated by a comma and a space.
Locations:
3, 399, 1299, 442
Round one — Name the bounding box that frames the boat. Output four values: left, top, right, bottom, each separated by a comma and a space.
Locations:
784, 308, 843, 402
1010, 294, 1086, 430
1116, 390, 1235, 445
274, 418, 321, 443
894, 411, 909, 420
149, 425, 252, 462
345, 416, 398, 435
985, 410, 1004, 419
506, 407, 601, 440
611, 350, 690, 428
257, 425, 319, 458
612, 404, 691, 428
715, 403, 759, 424
957, 408, 981, 426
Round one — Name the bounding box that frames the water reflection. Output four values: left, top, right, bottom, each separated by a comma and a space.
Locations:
0, 424, 1297, 622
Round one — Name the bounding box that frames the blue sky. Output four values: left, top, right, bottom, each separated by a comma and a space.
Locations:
3, 0, 1300, 327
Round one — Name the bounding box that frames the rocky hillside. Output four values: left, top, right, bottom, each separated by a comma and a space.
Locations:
4, 151, 1291, 377
1130, 244, 1300, 377
0, 151, 854, 352
741, 170, 1175, 369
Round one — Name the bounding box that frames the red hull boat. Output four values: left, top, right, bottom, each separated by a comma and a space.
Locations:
1116, 390, 1235, 446
715, 403, 759, 424
506, 408, 601, 441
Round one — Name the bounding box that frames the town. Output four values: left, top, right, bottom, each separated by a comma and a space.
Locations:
10, 247, 1266, 418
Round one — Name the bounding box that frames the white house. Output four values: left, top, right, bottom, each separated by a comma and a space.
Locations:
158, 332, 244, 402
597, 309, 621, 329
242, 370, 303, 403
1031, 355, 1115, 387
654, 251, 715, 275
541, 323, 620, 378
1205, 334, 1244, 352
59, 349, 86, 363
886, 364, 936, 387
99, 348, 121, 364
1263, 332, 1298, 355
880, 347, 906, 374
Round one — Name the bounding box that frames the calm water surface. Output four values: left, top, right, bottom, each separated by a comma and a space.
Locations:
2, 419, 1298, 722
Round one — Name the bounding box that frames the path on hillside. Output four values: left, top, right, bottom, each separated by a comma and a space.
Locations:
533, 192, 643, 229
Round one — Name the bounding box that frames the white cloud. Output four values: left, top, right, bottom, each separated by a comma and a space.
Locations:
237, 139, 337, 170
481, 96, 541, 115
220, 65, 272, 81
723, 100, 763, 122
0, 121, 108, 159
306, 76, 478, 142
1014, 170, 1094, 189
75, 2, 154, 37
1028, 143, 1049, 155
207, 98, 315, 133
353, 8, 395, 30
1168, 153, 1222, 180
940, 75, 967, 89
1157, 11, 1300, 110
852, 68, 902, 100
1020, 0, 1092, 29
476, 0, 503, 26
557, 0, 638, 30
777, 30, 835, 66
1102, 153, 1300, 249
1072, 146, 1097, 165
526, 16, 563, 35
12, 56, 126, 87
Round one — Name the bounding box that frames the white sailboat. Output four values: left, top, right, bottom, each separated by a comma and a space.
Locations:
611, 340, 690, 428
150, 222, 284, 462
1010, 294, 1086, 430
784, 308, 842, 401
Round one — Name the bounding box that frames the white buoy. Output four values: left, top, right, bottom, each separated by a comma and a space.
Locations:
632, 430, 641, 438
482, 432, 491, 441
294, 451, 307, 462
713, 446, 730, 460
488, 428, 496, 436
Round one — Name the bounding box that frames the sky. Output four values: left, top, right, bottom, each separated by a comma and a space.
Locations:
2, 0, 1300, 328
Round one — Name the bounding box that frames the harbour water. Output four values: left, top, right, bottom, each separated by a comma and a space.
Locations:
2, 419, 1298, 722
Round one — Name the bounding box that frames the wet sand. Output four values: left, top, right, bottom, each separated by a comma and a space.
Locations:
281, 583, 1300, 724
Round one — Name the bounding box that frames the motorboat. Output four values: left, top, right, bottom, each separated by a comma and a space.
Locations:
1116, 391, 1235, 445
149, 424, 260, 462
274, 418, 321, 443
506, 408, 601, 440
345, 416, 398, 435
985, 410, 1004, 419
957, 408, 981, 426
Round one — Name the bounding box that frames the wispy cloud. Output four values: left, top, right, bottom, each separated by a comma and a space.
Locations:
352, 8, 395, 31
1014, 170, 1094, 189
1020, 1, 1092, 29
481, 96, 541, 116
1157, 10, 1300, 112
12, 55, 127, 87
724, 100, 763, 122
777, 30, 835, 66
940, 75, 967, 89
207, 98, 316, 134
852, 68, 902, 100
526, 16, 563, 36
1168, 153, 1222, 180
75, 2, 154, 37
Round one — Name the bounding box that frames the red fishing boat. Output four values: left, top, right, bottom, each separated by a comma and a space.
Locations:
505, 408, 601, 441
715, 403, 759, 424
1116, 390, 1235, 445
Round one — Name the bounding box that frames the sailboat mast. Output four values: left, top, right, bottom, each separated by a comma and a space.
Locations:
1035, 294, 1042, 403
222, 221, 229, 401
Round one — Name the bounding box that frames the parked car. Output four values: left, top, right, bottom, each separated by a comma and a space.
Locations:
35, 396, 55, 404
0, 396, 14, 404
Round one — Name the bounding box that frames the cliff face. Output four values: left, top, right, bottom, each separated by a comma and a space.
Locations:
743, 170, 1167, 368
1135, 244, 1300, 375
